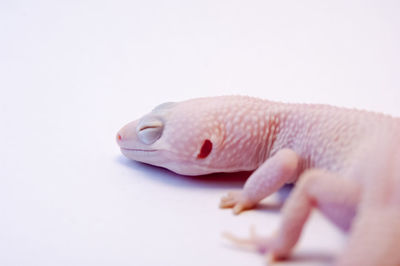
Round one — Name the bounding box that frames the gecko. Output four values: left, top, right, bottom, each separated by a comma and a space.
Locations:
116, 95, 400, 266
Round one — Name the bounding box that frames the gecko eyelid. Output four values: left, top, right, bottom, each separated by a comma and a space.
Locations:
137, 126, 163, 144
139, 125, 161, 131
137, 118, 164, 145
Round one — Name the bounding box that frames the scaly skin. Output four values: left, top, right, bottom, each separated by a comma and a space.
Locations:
116, 95, 400, 266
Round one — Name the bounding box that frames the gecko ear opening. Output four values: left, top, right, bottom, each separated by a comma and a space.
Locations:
197, 139, 213, 159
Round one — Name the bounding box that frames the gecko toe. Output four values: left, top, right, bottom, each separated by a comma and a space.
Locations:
220, 197, 236, 208
222, 226, 272, 254
233, 203, 246, 214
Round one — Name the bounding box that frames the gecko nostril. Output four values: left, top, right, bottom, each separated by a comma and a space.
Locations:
117, 134, 122, 141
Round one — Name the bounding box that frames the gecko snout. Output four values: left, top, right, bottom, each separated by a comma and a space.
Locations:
116, 119, 140, 147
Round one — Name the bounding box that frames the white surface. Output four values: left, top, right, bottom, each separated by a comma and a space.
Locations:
1, 1, 399, 265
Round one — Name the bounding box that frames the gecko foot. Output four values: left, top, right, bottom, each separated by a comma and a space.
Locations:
220, 191, 254, 214
222, 226, 272, 254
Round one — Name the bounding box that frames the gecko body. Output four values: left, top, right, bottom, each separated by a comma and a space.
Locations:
116, 96, 400, 265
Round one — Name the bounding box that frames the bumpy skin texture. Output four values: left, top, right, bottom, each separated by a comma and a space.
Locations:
116, 96, 400, 266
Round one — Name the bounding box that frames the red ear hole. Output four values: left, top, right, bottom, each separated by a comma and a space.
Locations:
197, 139, 213, 159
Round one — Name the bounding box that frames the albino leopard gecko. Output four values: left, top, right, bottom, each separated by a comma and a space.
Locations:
116, 95, 400, 266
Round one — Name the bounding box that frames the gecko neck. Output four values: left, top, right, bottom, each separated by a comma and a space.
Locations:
220, 99, 298, 170
258, 101, 297, 161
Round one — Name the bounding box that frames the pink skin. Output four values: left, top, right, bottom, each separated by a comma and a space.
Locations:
117, 96, 400, 265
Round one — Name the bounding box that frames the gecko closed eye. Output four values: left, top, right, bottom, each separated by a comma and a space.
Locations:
197, 139, 213, 159
137, 117, 164, 145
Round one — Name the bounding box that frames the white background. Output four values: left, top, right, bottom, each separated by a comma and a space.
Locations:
1, 1, 399, 265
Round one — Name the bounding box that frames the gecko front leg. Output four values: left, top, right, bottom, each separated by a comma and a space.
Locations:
220, 148, 300, 214
224, 169, 361, 261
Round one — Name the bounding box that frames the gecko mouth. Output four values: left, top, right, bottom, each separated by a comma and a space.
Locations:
120, 148, 157, 153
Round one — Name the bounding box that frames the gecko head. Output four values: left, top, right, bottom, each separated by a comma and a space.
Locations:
116, 97, 257, 175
